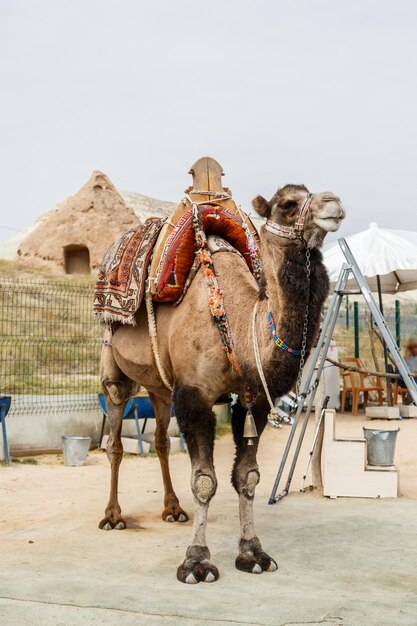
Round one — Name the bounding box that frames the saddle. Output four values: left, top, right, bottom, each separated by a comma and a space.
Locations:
93, 157, 260, 325
149, 157, 258, 300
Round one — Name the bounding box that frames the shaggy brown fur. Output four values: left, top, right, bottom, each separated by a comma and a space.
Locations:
99, 183, 345, 583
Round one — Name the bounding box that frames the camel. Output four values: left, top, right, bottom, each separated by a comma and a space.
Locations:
99, 159, 345, 584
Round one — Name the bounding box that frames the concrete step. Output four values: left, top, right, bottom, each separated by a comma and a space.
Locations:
399, 405, 417, 418
365, 406, 400, 419
100, 435, 151, 455
141, 433, 184, 454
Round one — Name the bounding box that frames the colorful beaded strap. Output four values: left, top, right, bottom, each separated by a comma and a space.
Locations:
267, 312, 302, 356
191, 202, 241, 375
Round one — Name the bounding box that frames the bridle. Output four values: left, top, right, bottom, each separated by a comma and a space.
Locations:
265, 192, 313, 240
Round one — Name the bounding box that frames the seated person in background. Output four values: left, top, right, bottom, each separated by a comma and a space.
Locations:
405, 338, 417, 374
398, 337, 417, 404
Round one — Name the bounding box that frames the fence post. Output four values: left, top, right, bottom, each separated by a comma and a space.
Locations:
345, 295, 349, 329
354, 301, 359, 358
395, 299, 401, 348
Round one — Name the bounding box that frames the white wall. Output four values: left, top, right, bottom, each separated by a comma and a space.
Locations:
0, 395, 179, 460
1, 403, 102, 459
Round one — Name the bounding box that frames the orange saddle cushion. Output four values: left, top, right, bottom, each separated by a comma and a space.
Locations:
153, 204, 260, 302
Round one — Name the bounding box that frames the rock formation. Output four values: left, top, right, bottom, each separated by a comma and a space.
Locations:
17, 171, 140, 274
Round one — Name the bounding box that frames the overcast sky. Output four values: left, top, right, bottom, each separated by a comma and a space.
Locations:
1, 0, 416, 244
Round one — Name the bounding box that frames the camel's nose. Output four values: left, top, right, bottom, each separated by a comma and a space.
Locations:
321, 199, 345, 220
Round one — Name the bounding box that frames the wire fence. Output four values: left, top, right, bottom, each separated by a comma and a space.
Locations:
1, 275, 416, 415
0, 277, 103, 414
332, 296, 417, 361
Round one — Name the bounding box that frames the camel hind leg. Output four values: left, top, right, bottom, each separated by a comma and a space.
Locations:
99, 342, 136, 530
231, 396, 278, 574
148, 392, 189, 523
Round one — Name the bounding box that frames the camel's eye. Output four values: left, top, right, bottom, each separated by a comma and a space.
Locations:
281, 199, 298, 213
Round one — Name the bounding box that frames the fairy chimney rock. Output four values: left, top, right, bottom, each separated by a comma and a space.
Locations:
17, 171, 140, 274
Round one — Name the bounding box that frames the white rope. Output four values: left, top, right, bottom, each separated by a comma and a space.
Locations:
183, 193, 200, 209
183, 192, 258, 240
145, 290, 173, 392
189, 189, 232, 201
252, 301, 281, 425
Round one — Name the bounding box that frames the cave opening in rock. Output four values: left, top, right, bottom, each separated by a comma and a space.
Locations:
64, 245, 91, 274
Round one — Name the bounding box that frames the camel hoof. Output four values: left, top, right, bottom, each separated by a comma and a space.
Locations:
177, 546, 219, 584
162, 507, 189, 523
185, 573, 198, 584
99, 514, 127, 531
236, 554, 278, 574
236, 538, 278, 575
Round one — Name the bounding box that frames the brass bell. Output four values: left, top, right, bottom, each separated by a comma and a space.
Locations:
243, 409, 258, 445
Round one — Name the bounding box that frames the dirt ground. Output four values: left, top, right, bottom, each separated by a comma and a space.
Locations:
1, 413, 417, 626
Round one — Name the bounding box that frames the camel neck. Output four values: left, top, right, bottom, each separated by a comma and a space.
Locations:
251, 232, 329, 398
259, 233, 311, 334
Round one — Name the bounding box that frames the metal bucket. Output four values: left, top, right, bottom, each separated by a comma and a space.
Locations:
61, 435, 91, 466
363, 428, 399, 466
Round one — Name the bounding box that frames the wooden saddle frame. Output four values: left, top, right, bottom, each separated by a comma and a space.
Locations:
148, 156, 259, 297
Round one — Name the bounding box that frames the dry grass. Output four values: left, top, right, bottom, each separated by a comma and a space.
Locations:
216, 422, 232, 438
0, 263, 101, 396
0, 258, 95, 285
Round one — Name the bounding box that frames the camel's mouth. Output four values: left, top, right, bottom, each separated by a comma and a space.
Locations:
313, 199, 345, 232
314, 215, 343, 232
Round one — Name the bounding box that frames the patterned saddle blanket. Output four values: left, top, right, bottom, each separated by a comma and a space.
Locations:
93, 205, 261, 325
93, 217, 164, 324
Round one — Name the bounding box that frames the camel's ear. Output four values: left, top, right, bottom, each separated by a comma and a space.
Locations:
252, 195, 272, 218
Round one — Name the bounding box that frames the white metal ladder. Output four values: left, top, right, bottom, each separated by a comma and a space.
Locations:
268, 237, 417, 505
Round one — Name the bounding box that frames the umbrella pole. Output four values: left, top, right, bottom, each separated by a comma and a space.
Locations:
377, 274, 393, 406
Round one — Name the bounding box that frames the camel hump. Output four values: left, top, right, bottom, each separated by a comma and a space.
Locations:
188, 157, 225, 194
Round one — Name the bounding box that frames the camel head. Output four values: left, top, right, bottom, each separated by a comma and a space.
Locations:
253, 184, 345, 248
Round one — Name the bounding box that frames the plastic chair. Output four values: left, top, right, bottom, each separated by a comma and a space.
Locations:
130, 398, 184, 452
340, 357, 383, 415
98, 394, 184, 455
393, 382, 410, 405
98, 394, 150, 456
0, 396, 12, 466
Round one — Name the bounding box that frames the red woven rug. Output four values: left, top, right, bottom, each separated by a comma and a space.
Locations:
93, 217, 164, 325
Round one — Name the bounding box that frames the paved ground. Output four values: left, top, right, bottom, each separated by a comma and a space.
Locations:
1, 414, 417, 626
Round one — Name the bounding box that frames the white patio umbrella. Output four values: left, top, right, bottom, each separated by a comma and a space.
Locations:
323, 222, 417, 404
323, 222, 417, 294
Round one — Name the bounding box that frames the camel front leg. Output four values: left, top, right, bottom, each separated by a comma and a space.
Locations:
148, 392, 189, 523
99, 343, 135, 530
231, 396, 278, 574
174, 385, 219, 584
